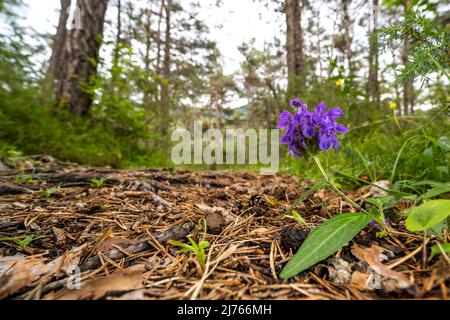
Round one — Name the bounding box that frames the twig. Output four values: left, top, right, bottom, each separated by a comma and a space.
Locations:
79, 222, 195, 272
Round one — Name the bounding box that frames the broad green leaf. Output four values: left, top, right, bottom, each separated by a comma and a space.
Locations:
429, 218, 448, 237
405, 200, 450, 232
423, 185, 450, 199
430, 243, 450, 259
280, 213, 371, 279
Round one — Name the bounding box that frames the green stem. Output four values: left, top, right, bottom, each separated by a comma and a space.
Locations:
428, 52, 450, 82
392, 110, 402, 134
308, 152, 369, 214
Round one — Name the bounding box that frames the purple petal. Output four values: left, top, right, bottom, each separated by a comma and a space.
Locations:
290, 98, 307, 112
318, 135, 332, 151
331, 135, 340, 151
302, 125, 315, 138
281, 133, 292, 144
278, 119, 291, 129
288, 144, 302, 158
328, 108, 344, 119
314, 102, 327, 114
277, 111, 292, 128
335, 124, 349, 134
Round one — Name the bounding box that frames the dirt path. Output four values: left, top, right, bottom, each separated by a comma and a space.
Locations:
0, 156, 448, 300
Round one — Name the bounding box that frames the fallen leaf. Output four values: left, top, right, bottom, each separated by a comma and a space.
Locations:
97, 236, 130, 252
48, 270, 145, 300
46, 244, 87, 277
195, 203, 235, 224
351, 245, 412, 292
315, 257, 352, 285
351, 271, 370, 288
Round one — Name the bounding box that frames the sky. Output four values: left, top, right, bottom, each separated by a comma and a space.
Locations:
21, 0, 282, 74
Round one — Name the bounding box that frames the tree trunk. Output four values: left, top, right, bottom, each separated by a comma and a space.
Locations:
367, 0, 380, 108
285, 0, 304, 93
314, 10, 323, 80
48, 0, 71, 95
160, 0, 171, 135
402, 0, 414, 115
156, 0, 165, 76
143, 0, 153, 110
342, 0, 353, 87
57, 0, 108, 116
113, 0, 122, 70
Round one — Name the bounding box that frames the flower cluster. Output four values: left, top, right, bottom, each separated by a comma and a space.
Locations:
278, 98, 348, 158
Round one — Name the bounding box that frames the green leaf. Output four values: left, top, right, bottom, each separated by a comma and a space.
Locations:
285, 182, 327, 214
405, 200, 450, 232
437, 136, 450, 152
291, 210, 311, 230
198, 241, 209, 250
423, 185, 450, 199
280, 213, 371, 279
428, 219, 448, 237
430, 243, 450, 259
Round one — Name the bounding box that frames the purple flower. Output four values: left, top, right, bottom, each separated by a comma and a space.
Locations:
370, 218, 391, 227
279, 99, 348, 157
278, 111, 294, 129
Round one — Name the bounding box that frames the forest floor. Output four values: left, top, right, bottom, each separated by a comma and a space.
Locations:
0, 155, 448, 300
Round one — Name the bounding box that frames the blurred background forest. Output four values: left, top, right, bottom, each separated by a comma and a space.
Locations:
0, 0, 448, 184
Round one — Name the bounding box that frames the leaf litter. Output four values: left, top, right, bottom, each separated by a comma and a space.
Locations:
0, 156, 449, 300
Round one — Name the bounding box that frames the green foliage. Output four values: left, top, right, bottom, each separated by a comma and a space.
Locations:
283, 116, 450, 190
405, 200, 450, 232
169, 237, 210, 268
280, 213, 371, 279
42, 188, 59, 199
430, 243, 450, 259
168, 219, 210, 268
90, 177, 113, 188
378, 9, 450, 85
290, 210, 311, 230
0, 235, 46, 251
285, 182, 327, 215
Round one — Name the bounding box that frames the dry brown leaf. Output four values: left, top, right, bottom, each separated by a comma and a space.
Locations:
352, 245, 412, 292
195, 203, 235, 224
0, 256, 49, 299
351, 271, 370, 288
97, 236, 130, 252
48, 270, 145, 300
46, 244, 87, 277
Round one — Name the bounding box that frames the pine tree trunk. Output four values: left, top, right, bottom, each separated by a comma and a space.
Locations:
368, 0, 380, 108
160, 0, 171, 135
112, 0, 122, 71
57, 0, 108, 116
314, 10, 323, 79
285, 0, 304, 93
343, 0, 353, 87
143, 1, 153, 110
156, 0, 165, 76
402, 0, 414, 115
48, 0, 71, 95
